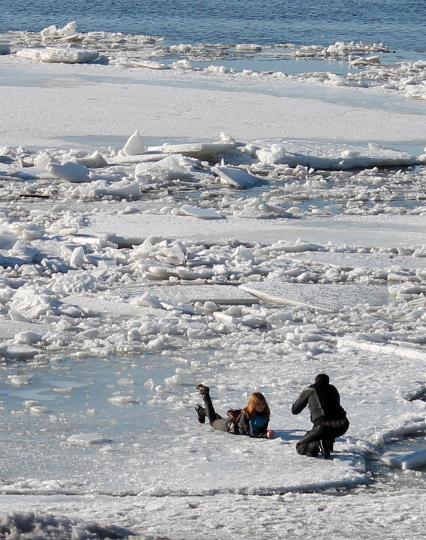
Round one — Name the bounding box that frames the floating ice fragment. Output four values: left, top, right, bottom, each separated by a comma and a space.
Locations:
241, 282, 389, 311
147, 142, 239, 160
75, 151, 108, 168
30, 405, 48, 415
5, 345, 40, 360
205, 65, 230, 74
69, 246, 85, 268
14, 331, 43, 345
67, 433, 112, 445
47, 161, 90, 183
256, 140, 418, 170
214, 166, 261, 189
108, 395, 139, 406
94, 181, 141, 200
235, 44, 262, 52
7, 374, 33, 386
172, 59, 193, 71
40, 21, 77, 40
350, 55, 381, 67
17, 47, 99, 64
122, 284, 258, 306
381, 449, 426, 470
180, 205, 225, 220
137, 60, 169, 70
135, 155, 191, 180
123, 130, 146, 156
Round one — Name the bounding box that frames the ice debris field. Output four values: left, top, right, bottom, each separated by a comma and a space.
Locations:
0, 19, 425, 540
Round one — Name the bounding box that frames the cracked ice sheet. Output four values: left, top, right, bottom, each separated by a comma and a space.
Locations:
0, 488, 424, 540
287, 251, 426, 271
0, 355, 367, 499
61, 294, 165, 317
0, 319, 49, 339
240, 282, 389, 310
117, 284, 258, 306
86, 212, 426, 249
1, 58, 425, 149
0, 345, 425, 538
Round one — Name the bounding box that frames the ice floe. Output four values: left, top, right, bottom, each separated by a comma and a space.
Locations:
47, 161, 91, 182
256, 140, 419, 170
214, 166, 262, 188
381, 447, 426, 470
120, 284, 258, 306
0, 511, 134, 540
67, 433, 112, 446
241, 282, 390, 310
122, 130, 146, 156
147, 142, 240, 160
17, 47, 99, 64
40, 22, 78, 40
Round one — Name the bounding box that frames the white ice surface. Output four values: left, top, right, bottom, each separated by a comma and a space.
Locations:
381, 447, 426, 470
147, 142, 239, 160
16, 47, 99, 64
241, 282, 389, 310
338, 337, 425, 360
1, 58, 425, 149
256, 140, 419, 169
62, 294, 163, 317
0, 320, 48, 339
118, 284, 258, 305
288, 251, 426, 270
0, 37, 425, 540
87, 212, 426, 248
0, 489, 424, 540
214, 166, 262, 188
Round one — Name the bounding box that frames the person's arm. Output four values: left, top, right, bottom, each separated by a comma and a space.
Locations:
291, 388, 311, 415
237, 411, 251, 436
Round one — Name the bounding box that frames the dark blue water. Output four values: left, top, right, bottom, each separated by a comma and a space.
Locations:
0, 0, 425, 53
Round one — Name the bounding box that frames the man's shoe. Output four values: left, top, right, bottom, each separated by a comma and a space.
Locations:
320, 440, 332, 459
196, 384, 210, 395
296, 441, 320, 457
195, 405, 206, 424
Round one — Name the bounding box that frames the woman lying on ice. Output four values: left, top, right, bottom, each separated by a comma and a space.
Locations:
195, 384, 274, 439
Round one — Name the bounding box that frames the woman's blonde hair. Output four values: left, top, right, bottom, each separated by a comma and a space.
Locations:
245, 392, 270, 419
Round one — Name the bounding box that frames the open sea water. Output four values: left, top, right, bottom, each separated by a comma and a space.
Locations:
0, 0, 425, 54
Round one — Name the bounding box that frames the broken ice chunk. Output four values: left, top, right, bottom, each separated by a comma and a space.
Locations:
213, 166, 262, 189
108, 395, 140, 406
47, 161, 90, 183
180, 205, 225, 220
147, 142, 239, 160
17, 47, 99, 64
67, 433, 112, 445
123, 130, 146, 156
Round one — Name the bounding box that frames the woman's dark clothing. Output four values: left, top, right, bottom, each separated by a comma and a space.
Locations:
237, 410, 269, 438
201, 393, 269, 438
202, 392, 232, 432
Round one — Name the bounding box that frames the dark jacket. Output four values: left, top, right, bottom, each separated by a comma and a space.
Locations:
236, 410, 269, 438
292, 383, 347, 426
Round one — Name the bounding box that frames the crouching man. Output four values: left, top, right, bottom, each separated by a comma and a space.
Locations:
292, 373, 349, 459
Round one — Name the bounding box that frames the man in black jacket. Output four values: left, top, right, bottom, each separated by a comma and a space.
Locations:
291, 373, 349, 458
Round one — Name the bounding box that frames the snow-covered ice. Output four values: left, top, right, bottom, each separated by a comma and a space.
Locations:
241, 282, 390, 310
17, 47, 99, 64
